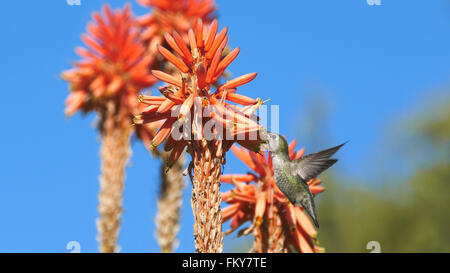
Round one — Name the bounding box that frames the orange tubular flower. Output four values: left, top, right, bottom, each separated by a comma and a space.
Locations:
221, 140, 326, 253
134, 19, 262, 167
62, 4, 156, 119
136, 0, 215, 53
61, 4, 157, 253
135, 19, 262, 252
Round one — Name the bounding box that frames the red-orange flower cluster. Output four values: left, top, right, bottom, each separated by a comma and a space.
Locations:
62, 4, 156, 116
134, 19, 262, 166
137, 0, 215, 53
221, 140, 326, 253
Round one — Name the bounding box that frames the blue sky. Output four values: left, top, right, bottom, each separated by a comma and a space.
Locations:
0, 0, 448, 252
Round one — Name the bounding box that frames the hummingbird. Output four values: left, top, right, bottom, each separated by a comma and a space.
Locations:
263, 131, 345, 228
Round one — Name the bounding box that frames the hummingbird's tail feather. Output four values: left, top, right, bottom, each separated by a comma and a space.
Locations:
292, 142, 345, 181
297, 198, 320, 229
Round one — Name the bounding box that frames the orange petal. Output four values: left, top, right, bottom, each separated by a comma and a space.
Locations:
65, 90, 86, 116
309, 185, 325, 195
156, 98, 176, 114
81, 34, 105, 56
284, 204, 297, 234
141, 25, 158, 40
107, 75, 123, 94
75, 46, 98, 60
289, 139, 297, 159
206, 48, 222, 84
141, 105, 159, 115
61, 69, 78, 82
220, 174, 257, 183
308, 178, 322, 186
152, 70, 183, 88
293, 148, 305, 160
231, 145, 257, 171
229, 210, 246, 234
195, 18, 203, 48
221, 203, 241, 222
296, 230, 314, 253
136, 13, 154, 26
164, 33, 185, 58
138, 94, 166, 105
226, 93, 257, 105
217, 47, 240, 73
295, 207, 318, 239
172, 31, 194, 64
158, 45, 189, 73
206, 26, 227, 60
89, 75, 106, 97
218, 72, 257, 91
188, 28, 197, 51
255, 191, 267, 226
231, 190, 256, 203
204, 19, 218, 51
210, 96, 257, 126
295, 208, 317, 238
219, 36, 228, 51
249, 152, 267, 177
152, 117, 176, 147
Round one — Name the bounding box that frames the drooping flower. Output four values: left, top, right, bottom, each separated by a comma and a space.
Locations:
221, 140, 326, 253
136, 0, 215, 53
62, 4, 156, 119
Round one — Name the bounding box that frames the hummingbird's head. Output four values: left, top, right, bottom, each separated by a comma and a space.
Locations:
264, 132, 288, 154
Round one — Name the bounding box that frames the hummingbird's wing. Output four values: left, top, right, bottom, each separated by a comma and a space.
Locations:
290, 143, 345, 181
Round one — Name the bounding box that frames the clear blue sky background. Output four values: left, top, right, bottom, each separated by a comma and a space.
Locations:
0, 0, 448, 252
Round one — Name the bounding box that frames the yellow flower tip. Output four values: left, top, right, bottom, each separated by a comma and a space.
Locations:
262, 98, 271, 104
151, 140, 159, 148
255, 216, 263, 227
225, 230, 233, 236
132, 115, 143, 125
254, 97, 262, 105
230, 189, 236, 198
201, 97, 209, 108
137, 94, 144, 102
